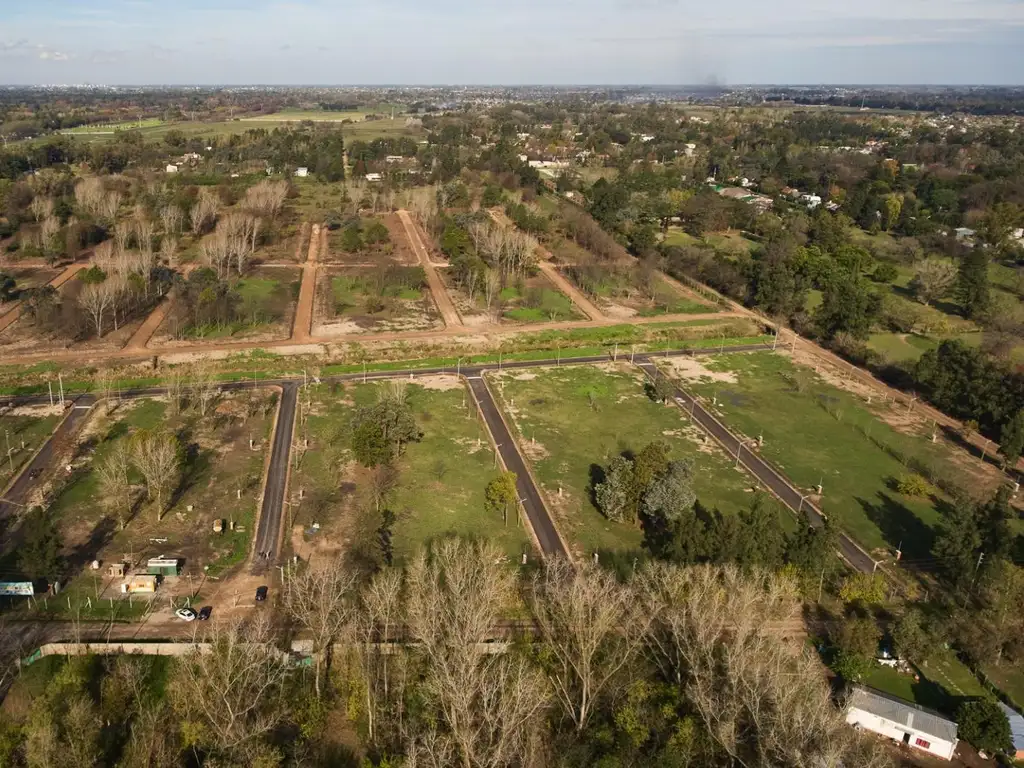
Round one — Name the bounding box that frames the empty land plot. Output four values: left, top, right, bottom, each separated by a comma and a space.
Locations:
489, 364, 769, 559
313, 265, 442, 335
2, 265, 61, 294
324, 214, 417, 266
553, 240, 713, 319
658, 351, 1016, 561
440, 270, 584, 326
0, 392, 276, 611
0, 404, 61, 489
153, 267, 300, 344
288, 378, 531, 567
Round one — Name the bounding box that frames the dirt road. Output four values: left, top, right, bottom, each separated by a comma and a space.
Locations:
291, 224, 320, 343
397, 209, 463, 327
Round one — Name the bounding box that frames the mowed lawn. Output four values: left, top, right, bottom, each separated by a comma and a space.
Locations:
668, 351, 1002, 560
489, 364, 770, 559
296, 380, 530, 564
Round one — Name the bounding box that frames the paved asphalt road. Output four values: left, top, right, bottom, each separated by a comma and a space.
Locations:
464, 372, 567, 558
252, 382, 298, 574
0, 396, 94, 522
635, 359, 878, 574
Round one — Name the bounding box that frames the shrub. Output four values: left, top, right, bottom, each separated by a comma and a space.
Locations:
895, 473, 929, 497
871, 263, 899, 283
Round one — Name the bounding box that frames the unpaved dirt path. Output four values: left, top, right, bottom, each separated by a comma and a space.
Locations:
291, 223, 321, 343
0, 263, 88, 334
397, 209, 463, 327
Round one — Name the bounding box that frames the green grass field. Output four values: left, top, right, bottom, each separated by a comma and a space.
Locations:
863, 647, 989, 717
293, 381, 530, 565
0, 410, 61, 489
60, 118, 165, 134
663, 351, 1008, 560
500, 285, 582, 323
489, 364, 777, 558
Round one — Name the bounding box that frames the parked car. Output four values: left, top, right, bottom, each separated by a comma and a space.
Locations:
197, 606, 212, 621
175, 608, 196, 622
27, 468, 43, 480
255, 586, 268, 602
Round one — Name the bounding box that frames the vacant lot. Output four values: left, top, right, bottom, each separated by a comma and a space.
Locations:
289, 378, 531, 567
314, 265, 441, 335
490, 363, 770, 558
658, 351, 1014, 560
154, 267, 301, 344
440, 270, 584, 326
324, 214, 416, 266
0, 404, 61, 489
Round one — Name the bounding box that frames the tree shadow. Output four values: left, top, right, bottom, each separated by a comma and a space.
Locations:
65, 516, 118, 573
594, 547, 650, 582
857, 492, 936, 562
587, 463, 606, 509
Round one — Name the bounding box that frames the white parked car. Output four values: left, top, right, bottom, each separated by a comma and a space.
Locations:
175, 608, 197, 622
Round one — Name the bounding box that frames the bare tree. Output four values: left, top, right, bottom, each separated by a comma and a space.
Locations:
29, 195, 54, 223
97, 442, 134, 529
75, 178, 106, 216
910, 257, 958, 306
130, 430, 181, 519
406, 539, 546, 768
170, 613, 290, 761
114, 220, 134, 254
100, 190, 123, 223
242, 179, 288, 222
200, 226, 232, 279
483, 268, 502, 321
80, 279, 117, 338
159, 235, 178, 268
164, 365, 187, 416
190, 189, 219, 235
160, 204, 183, 236
355, 568, 405, 747
39, 214, 61, 259
285, 560, 359, 698
94, 239, 115, 272
188, 360, 220, 416
134, 206, 154, 257
530, 559, 649, 732
637, 562, 888, 768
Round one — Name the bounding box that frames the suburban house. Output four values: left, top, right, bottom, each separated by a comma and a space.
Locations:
365, 172, 383, 182
801, 193, 822, 209
683, 143, 697, 157
998, 703, 1024, 760
845, 686, 959, 761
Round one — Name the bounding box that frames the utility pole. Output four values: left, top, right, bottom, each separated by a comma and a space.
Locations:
58, 373, 64, 407
5, 431, 12, 474
47, 381, 53, 406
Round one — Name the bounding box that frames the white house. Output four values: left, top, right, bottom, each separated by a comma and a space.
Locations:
683, 143, 697, 157
640, 134, 656, 143
955, 227, 976, 240
845, 686, 958, 761
801, 193, 822, 209
385, 155, 404, 164
165, 164, 178, 173
1012, 227, 1024, 242
365, 172, 383, 182
294, 167, 309, 178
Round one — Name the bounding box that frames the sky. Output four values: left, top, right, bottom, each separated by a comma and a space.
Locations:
1, 0, 1024, 86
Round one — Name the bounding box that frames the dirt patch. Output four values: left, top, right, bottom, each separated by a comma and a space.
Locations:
512, 372, 537, 380
662, 356, 738, 384
5, 403, 65, 418
521, 436, 550, 460
600, 301, 638, 319
413, 374, 464, 391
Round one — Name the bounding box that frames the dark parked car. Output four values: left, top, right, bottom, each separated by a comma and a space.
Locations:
27, 468, 43, 480
255, 586, 268, 602
197, 606, 212, 621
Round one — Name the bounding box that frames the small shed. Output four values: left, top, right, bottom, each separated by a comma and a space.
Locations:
294, 167, 309, 177
107, 562, 126, 578
998, 703, 1024, 760
165, 164, 178, 173
846, 685, 958, 760
146, 557, 180, 577
123, 575, 157, 594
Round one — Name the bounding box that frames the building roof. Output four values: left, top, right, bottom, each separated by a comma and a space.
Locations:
999, 703, 1024, 752
848, 686, 958, 744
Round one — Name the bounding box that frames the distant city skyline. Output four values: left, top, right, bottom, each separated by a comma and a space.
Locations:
2, 0, 1023, 86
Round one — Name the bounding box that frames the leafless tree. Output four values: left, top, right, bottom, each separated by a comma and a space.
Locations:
637, 562, 888, 768
94, 239, 115, 272
114, 220, 134, 253
170, 613, 290, 761
159, 235, 178, 268
483, 269, 502, 321
285, 560, 359, 698
97, 442, 134, 529
219, 212, 261, 275
164, 365, 187, 415
75, 177, 106, 216
39, 214, 61, 258
406, 539, 546, 768
530, 559, 649, 732
29, 195, 54, 223
188, 360, 220, 416
200, 226, 232, 279
190, 189, 219, 235
910, 257, 958, 306
355, 568, 406, 747
160, 204, 183, 236
80, 279, 117, 337
130, 430, 181, 519
134, 207, 154, 257
243, 179, 288, 222
100, 190, 123, 223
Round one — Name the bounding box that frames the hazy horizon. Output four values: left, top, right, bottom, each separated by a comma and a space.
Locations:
2, 0, 1023, 87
